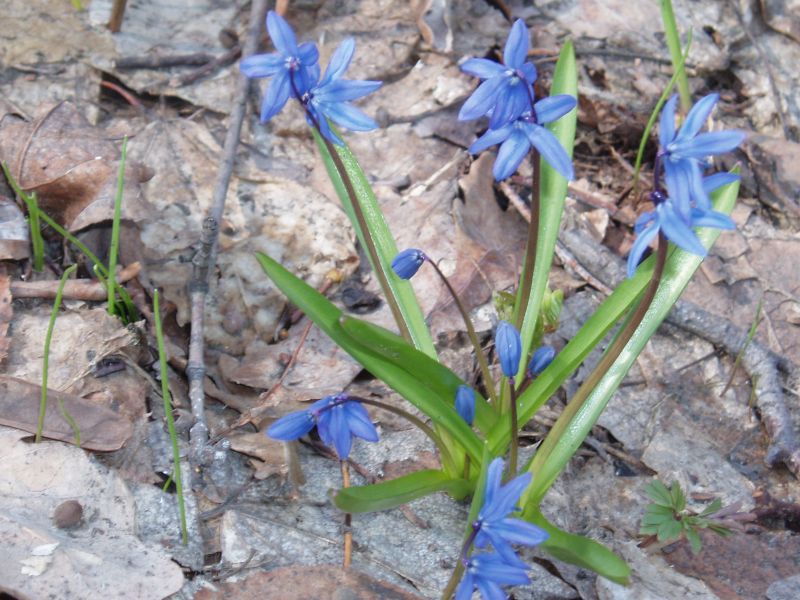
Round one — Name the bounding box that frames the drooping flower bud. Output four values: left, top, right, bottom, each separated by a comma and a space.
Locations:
455, 384, 476, 425
527, 345, 555, 377
391, 248, 426, 279
495, 320, 521, 378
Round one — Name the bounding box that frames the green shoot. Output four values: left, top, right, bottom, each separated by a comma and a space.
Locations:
2, 162, 45, 272
660, 0, 692, 112
153, 289, 189, 545
71, 0, 84, 9
640, 480, 733, 554
107, 136, 128, 318
37, 264, 80, 445
720, 295, 763, 397
632, 29, 693, 189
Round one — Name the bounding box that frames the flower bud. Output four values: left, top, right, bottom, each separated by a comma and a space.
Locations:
391, 249, 426, 279
455, 384, 476, 425
527, 345, 555, 377
495, 320, 521, 378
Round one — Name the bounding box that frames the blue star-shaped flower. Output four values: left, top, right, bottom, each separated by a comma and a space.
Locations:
240, 11, 320, 122
659, 94, 745, 218
469, 95, 576, 181
300, 37, 383, 145
459, 19, 538, 129
455, 552, 531, 600
267, 394, 379, 459
626, 173, 738, 277
472, 458, 548, 567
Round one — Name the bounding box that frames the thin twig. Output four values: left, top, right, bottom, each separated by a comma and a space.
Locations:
186, 0, 268, 468
11, 262, 140, 300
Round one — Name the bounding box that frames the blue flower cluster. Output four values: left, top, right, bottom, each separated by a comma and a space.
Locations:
267, 393, 379, 459
241, 11, 382, 144
457, 458, 548, 599
459, 19, 577, 181
627, 94, 745, 277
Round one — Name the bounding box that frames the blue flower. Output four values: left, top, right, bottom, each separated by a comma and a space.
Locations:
455, 385, 476, 426
459, 19, 538, 129
300, 38, 383, 145
391, 248, 426, 279
240, 11, 320, 122
469, 95, 576, 181
267, 394, 379, 459
455, 552, 531, 600
495, 321, 522, 379
659, 94, 745, 217
473, 458, 548, 567
527, 345, 555, 377
626, 174, 738, 278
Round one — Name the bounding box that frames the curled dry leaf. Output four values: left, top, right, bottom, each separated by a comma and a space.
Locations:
0, 426, 184, 599
0, 101, 150, 231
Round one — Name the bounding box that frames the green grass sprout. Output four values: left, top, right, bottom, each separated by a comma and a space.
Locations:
107, 136, 128, 318
660, 0, 692, 112
2, 162, 45, 272
153, 288, 189, 545
720, 295, 763, 397
37, 264, 80, 445
632, 29, 693, 189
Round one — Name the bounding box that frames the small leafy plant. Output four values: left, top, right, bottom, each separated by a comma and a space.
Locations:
245, 6, 745, 599
640, 480, 733, 554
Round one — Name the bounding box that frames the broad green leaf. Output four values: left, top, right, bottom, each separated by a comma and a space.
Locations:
645, 480, 674, 508
334, 469, 470, 513
313, 131, 436, 358
657, 518, 682, 542
340, 316, 498, 434
527, 508, 630, 585
685, 527, 702, 554
669, 481, 686, 511
522, 174, 740, 507
515, 40, 578, 374
699, 498, 723, 517
256, 252, 484, 464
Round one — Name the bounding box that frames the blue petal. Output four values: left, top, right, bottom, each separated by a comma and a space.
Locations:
297, 42, 319, 66
261, 69, 291, 122
240, 53, 284, 77
323, 101, 378, 131
626, 218, 660, 278
659, 95, 678, 147
534, 94, 576, 124
520, 62, 537, 84
525, 124, 574, 180
702, 172, 739, 193
475, 579, 507, 600
469, 124, 513, 154
314, 111, 343, 145
691, 208, 735, 230
663, 159, 691, 219
266, 10, 298, 55
483, 534, 528, 569
659, 202, 707, 256
493, 130, 531, 180
482, 458, 504, 511
455, 385, 476, 425
489, 82, 529, 129
295, 63, 320, 95
320, 37, 355, 87
504, 19, 530, 69
267, 410, 315, 440
634, 210, 656, 234
344, 402, 379, 442
494, 320, 522, 377
495, 518, 549, 546
673, 130, 745, 158
461, 58, 506, 79
481, 471, 531, 522
472, 554, 530, 586
459, 75, 508, 122
676, 93, 718, 142
315, 79, 382, 102
686, 159, 712, 210
392, 248, 426, 279
455, 572, 475, 600
329, 405, 353, 458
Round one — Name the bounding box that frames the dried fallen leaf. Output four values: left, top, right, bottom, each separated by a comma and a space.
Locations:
0, 198, 29, 261
0, 426, 184, 599
0, 266, 11, 363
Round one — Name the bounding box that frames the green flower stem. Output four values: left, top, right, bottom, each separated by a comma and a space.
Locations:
527, 233, 668, 488
514, 148, 542, 335
36, 264, 79, 444
508, 379, 519, 477
660, 0, 692, 113
153, 289, 189, 545
425, 258, 498, 406
353, 396, 459, 474
107, 136, 127, 317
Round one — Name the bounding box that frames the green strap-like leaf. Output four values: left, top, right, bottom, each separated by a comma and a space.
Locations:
334, 469, 471, 513
313, 131, 437, 358
256, 252, 484, 464
523, 175, 740, 507
515, 41, 578, 373
527, 508, 630, 585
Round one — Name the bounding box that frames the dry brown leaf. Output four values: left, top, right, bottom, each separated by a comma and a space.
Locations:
0, 376, 133, 451
0, 198, 29, 260
195, 565, 421, 600
0, 266, 11, 363
0, 101, 150, 231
